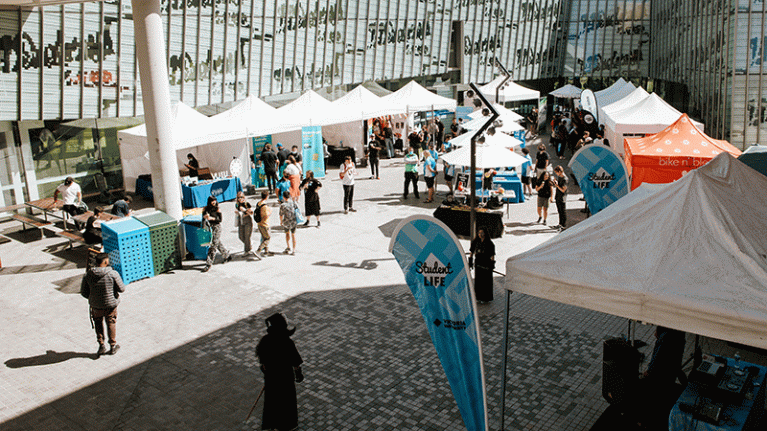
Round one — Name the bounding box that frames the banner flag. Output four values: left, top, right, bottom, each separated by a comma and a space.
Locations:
302, 126, 325, 178
251, 135, 272, 186
580, 89, 598, 123
568, 144, 630, 214
388, 215, 488, 431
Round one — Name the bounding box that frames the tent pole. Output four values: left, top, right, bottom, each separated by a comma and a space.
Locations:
500, 289, 512, 430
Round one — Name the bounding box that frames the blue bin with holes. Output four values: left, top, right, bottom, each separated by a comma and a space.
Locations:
101, 216, 154, 284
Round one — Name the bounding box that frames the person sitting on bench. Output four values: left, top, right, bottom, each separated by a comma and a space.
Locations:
110, 196, 132, 217
83, 207, 104, 245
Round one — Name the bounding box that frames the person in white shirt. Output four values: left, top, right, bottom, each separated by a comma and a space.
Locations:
339, 156, 357, 214
53, 176, 83, 218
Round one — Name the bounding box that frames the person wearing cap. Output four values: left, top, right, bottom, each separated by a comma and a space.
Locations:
256, 313, 304, 431
53, 176, 83, 217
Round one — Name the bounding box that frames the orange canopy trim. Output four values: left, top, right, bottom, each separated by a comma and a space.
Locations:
624, 114, 741, 189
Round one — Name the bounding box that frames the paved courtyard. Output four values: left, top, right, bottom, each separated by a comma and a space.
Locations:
1, 138, 764, 430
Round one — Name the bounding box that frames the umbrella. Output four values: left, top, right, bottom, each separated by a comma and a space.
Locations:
440, 143, 528, 169
449, 131, 522, 149
462, 114, 525, 133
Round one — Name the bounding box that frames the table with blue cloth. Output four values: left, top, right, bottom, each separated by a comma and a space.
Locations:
669, 356, 767, 431
474, 173, 525, 203
181, 177, 242, 208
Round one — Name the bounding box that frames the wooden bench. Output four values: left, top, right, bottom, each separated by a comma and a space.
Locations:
0, 204, 26, 213
56, 229, 92, 249
12, 213, 53, 231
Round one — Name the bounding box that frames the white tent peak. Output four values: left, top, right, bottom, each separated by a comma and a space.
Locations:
549, 84, 583, 99
382, 80, 457, 111
478, 75, 540, 103
506, 152, 767, 348
332, 85, 405, 119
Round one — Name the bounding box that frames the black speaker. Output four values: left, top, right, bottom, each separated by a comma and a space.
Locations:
602, 338, 640, 407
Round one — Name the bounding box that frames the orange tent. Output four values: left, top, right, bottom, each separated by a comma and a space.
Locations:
624, 114, 741, 190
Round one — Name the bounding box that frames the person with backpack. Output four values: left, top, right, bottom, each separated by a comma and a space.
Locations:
279, 191, 299, 255
254, 191, 272, 257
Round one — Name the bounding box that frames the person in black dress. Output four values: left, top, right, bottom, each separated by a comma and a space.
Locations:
184, 153, 199, 177
256, 313, 304, 431
300, 170, 322, 227
469, 227, 495, 303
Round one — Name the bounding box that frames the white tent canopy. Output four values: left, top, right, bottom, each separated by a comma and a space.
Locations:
210, 95, 278, 137
332, 85, 406, 119
595, 81, 636, 111
462, 113, 525, 134
273, 90, 360, 132
604, 93, 704, 155
478, 75, 540, 103
505, 153, 767, 349
468, 104, 525, 122
118, 101, 250, 193
440, 143, 528, 169
598, 86, 649, 121
381, 80, 457, 112
361, 80, 393, 97
593, 77, 627, 102
448, 131, 523, 149
549, 84, 583, 99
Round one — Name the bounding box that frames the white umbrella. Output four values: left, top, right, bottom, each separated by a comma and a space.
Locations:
449, 131, 522, 149
468, 104, 525, 122
462, 114, 525, 133
439, 143, 528, 169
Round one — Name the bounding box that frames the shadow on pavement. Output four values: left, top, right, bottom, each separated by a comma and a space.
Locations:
5, 351, 98, 368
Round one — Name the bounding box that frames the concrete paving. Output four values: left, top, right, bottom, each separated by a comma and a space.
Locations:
0, 136, 763, 431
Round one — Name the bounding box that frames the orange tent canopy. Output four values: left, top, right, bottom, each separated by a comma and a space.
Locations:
624, 114, 741, 189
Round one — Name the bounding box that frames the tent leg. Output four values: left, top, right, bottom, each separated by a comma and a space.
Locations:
500, 289, 512, 430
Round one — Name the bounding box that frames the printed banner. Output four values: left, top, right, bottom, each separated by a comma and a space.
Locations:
389, 215, 488, 431
302, 126, 325, 178
252, 135, 272, 186
568, 144, 630, 214
581, 89, 598, 123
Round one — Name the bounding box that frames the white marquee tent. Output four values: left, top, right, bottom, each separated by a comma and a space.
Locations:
478, 75, 540, 103
598, 86, 649, 122
604, 93, 704, 155
505, 152, 767, 349
440, 143, 528, 169
468, 104, 525, 122
595, 81, 636, 114
593, 77, 627, 103
549, 84, 583, 99
381, 80, 457, 112
118, 102, 251, 193
448, 131, 523, 149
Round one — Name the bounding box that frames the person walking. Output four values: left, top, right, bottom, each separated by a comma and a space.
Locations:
259, 144, 279, 196
80, 252, 126, 356
255, 191, 272, 257
339, 155, 357, 213
256, 312, 304, 431
202, 196, 231, 272
403, 146, 420, 199
534, 144, 550, 183
284, 155, 302, 202
368, 137, 382, 179
279, 191, 298, 255
535, 171, 554, 224
300, 170, 322, 227
422, 150, 437, 203
53, 176, 84, 227
521, 148, 533, 197
235, 192, 260, 258
469, 227, 495, 303
552, 166, 568, 231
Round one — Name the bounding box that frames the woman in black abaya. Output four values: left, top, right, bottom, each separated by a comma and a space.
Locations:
469, 227, 496, 303
256, 313, 304, 431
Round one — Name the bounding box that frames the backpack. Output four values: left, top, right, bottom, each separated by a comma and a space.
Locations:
254, 203, 264, 223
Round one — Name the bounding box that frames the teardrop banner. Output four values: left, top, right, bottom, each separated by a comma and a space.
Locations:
388, 215, 488, 431
568, 144, 630, 214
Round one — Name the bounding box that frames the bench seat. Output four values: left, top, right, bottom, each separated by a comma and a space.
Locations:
12, 213, 52, 230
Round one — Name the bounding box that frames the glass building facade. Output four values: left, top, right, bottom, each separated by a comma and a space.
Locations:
0, 0, 764, 207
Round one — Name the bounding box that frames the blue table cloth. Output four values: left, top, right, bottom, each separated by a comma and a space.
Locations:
181, 177, 242, 208
474, 174, 524, 203
135, 177, 154, 201
669, 357, 767, 431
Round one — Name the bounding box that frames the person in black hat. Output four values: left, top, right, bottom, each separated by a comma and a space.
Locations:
256, 313, 304, 431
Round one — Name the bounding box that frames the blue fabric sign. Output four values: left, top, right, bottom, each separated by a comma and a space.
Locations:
302, 126, 325, 178
389, 215, 488, 431
568, 144, 629, 214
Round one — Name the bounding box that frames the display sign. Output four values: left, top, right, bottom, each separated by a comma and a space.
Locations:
568, 144, 630, 214
581, 89, 598, 123
389, 215, 488, 431
302, 126, 325, 178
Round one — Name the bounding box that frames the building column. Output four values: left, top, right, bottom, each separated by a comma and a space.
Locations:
131, 0, 182, 220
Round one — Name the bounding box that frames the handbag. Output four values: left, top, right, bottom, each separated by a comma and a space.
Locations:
294, 204, 306, 225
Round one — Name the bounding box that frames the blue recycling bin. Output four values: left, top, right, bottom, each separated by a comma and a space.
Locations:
182, 215, 211, 260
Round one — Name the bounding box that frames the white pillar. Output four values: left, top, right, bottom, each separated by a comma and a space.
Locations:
132, 0, 183, 220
